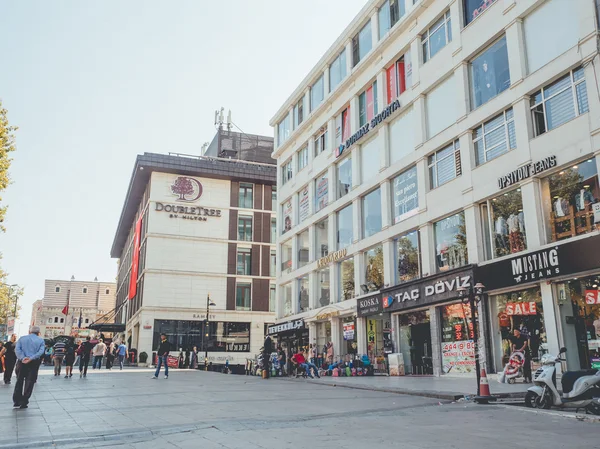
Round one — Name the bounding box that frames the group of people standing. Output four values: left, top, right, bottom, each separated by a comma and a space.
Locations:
51, 337, 129, 378
262, 335, 334, 379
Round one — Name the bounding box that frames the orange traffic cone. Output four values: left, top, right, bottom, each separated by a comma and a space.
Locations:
474, 369, 497, 404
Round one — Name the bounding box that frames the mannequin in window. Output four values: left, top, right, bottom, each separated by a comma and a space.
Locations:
554, 197, 568, 217
507, 213, 524, 253
447, 244, 466, 270
575, 186, 595, 212
494, 215, 508, 253
475, 60, 497, 106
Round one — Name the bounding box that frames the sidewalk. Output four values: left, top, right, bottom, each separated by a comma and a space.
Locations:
278, 373, 526, 401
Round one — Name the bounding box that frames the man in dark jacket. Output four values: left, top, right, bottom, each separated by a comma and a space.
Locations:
152, 333, 171, 379
263, 334, 273, 379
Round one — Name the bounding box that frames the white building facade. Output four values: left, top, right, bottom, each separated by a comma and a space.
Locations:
271, 0, 600, 376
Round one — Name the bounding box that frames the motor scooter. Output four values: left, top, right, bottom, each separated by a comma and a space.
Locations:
525, 347, 600, 414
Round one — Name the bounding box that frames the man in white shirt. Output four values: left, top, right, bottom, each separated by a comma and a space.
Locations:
92, 339, 107, 370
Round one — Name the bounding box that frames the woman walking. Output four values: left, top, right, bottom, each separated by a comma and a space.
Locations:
64, 343, 75, 378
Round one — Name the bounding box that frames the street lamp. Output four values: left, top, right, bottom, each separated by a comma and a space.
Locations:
456, 282, 495, 404
204, 294, 216, 371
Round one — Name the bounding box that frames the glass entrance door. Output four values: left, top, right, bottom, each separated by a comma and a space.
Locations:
398, 310, 432, 375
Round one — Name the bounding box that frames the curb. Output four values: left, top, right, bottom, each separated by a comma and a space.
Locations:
497, 403, 600, 423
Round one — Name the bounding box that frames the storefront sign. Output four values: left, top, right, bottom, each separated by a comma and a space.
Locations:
282, 199, 292, 234
586, 290, 600, 305
381, 267, 475, 312
316, 311, 339, 321
442, 340, 476, 374
505, 301, 537, 315
268, 319, 304, 335
343, 323, 355, 340
357, 295, 383, 317
497, 155, 557, 190
155, 202, 222, 222
299, 186, 310, 222
316, 249, 347, 268
477, 235, 600, 290
336, 99, 401, 158
393, 166, 419, 224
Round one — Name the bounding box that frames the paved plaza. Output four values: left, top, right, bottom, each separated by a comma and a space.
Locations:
0, 366, 598, 448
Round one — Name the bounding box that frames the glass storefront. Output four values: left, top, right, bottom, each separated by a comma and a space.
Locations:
481, 189, 527, 259
440, 303, 476, 374
396, 230, 420, 284
434, 212, 468, 272
367, 313, 392, 373
337, 204, 354, 250
153, 320, 250, 353
397, 310, 432, 375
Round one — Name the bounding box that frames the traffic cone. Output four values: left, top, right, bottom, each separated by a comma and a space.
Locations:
474, 369, 497, 404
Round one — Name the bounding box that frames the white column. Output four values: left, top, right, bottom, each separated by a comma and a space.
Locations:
357, 317, 367, 355
291, 278, 299, 315
327, 117, 336, 155
512, 97, 533, 163
308, 225, 316, 263
419, 223, 435, 277
379, 123, 390, 171
307, 134, 315, 167
309, 271, 317, 311
328, 212, 337, 253
416, 157, 428, 212
454, 63, 470, 122
331, 262, 340, 304
331, 317, 342, 360
291, 231, 298, 271
351, 146, 361, 188
381, 180, 392, 230
505, 19, 527, 87
354, 252, 364, 294
521, 179, 547, 249
409, 37, 421, 88
585, 62, 600, 143
307, 179, 315, 217
464, 204, 481, 265
429, 305, 442, 376
350, 95, 360, 136
328, 164, 337, 205
383, 239, 395, 287
352, 198, 362, 244
413, 95, 426, 148
540, 282, 561, 374
449, 0, 462, 52
376, 69, 386, 109
309, 321, 317, 347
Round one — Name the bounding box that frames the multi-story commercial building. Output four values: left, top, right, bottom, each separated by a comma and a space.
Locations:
32, 278, 116, 339
271, 0, 600, 376
111, 129, 277, 368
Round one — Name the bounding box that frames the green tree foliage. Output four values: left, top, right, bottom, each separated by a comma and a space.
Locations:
0, 100, 17, 232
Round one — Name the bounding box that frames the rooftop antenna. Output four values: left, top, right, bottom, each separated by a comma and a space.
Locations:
201, 142, 209, 154
226, 110, 232, 132
214, 107, 225, 130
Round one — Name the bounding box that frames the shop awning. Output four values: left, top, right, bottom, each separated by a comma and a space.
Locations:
88, 323, 126, 333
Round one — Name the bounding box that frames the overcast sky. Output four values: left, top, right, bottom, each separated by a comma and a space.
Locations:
0, 0, 367, 335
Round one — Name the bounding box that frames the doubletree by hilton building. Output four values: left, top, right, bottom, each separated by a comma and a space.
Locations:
111, 130, 277, 368
270, 0, 600, 376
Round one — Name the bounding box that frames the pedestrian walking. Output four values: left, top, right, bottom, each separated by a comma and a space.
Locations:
64, 343, 75, 378
12, 326, 45, 409
53, 339, 66, 376
152, 333, 171, 379
92, 339, 106, 370
190, 346, 198, 369
262, 333, 273, 379
79, 337, 93, 378
1, 334, 17, 384
0, 341, 4, 375
106, 341, 115, 370
117, 341, 128, 370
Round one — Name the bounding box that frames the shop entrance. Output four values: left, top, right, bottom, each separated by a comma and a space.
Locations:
397, 310, 432, 375
366, 314, 392, 373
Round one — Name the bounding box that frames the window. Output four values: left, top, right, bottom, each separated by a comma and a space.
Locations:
293, 97, 304, 129
238, 183, 253, 208
85, 318, 89, 324
237, 248, 252, 275
546, 159, 599, 242
386, 54, 410, 103
396, 230, 420, 283
297, 147, 308, 171
282, 283, 292, 317
54, 317, 58, 323
47, 318, 53, 324
281, 159, 293, 185
379, 0, 403, 40
481, 189, 527, 259
434, 212, 468, 272
428, 141, 461, 189
339, 258, 355, 301
464, 0, 497, 25
315, 172, 329, 212
329, 49, 347, 92
235, 283, 251, 311
298, 276, 309, 312
60, 318, 64, 323
337, 157, 352, 199
422, 11, 452, 63
353, 20, 372, 67
337, 204, 354, 249
335, 107, 352, 151
359, 81, 378, 127
277, 115, 290, 147
269, 285, 276, 312
238, 216, 253, 241
105, 289, 110, 295
55, 286, 60, 293
310, 75, 325, 112
317, 268, 330, 307
393, 166, 418, 223
473, 108, 515, 166
361, 137, 380, 183
270, 250, 276, 277
531, 68, 589, 137
297, 230, 310, 268
390, 108, 414, 164
82, 287, 88, 294
471, 37, 510, 109
271, 187, 277, 211
282, 198, 292, 235
316, 219, 329, 258
364, 246, 383, 291
314, 127, 329, 157
270, 217, 277, 243
362, 188, 382, 238
426, 76, 457, 137
281, 240, 293, 272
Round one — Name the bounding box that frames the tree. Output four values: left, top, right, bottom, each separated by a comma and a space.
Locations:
0, 100, 17, 232
0, 267, 23, 323
171, 177, 194, 200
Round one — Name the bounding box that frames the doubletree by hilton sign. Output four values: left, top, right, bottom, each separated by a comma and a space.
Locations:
155, 176, 222, 221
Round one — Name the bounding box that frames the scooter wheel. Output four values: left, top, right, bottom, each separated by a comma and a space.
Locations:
586, 401, 600, 416
525, 391, 551, 409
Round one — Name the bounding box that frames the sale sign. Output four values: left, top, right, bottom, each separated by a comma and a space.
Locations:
505, 302, 537, 316
586, 290, 600, 305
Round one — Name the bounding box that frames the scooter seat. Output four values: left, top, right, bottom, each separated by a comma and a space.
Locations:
561, 369, 597, 394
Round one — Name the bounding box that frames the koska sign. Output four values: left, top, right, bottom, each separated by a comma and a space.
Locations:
268, 319, 305, 335
336, 99, 401, 158
357, 295, 382, 317
498, 155, 557, 189
317, 249, 347, 268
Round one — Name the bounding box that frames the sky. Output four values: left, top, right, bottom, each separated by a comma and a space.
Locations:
0, 0, 368, 335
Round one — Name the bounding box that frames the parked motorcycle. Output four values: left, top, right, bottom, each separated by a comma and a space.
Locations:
525, 347, 600, 414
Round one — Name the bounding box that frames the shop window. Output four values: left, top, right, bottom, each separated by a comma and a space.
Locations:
277, 115, 290, 147
297, 147, 309, 172
396, 230, 420, 283
531, 68, 589, 137
426, 76, 457, 138
281, 159, 293, 185
270, 250, 276, 277
359, 81, 378, 127
329, 49, 347, 93
269, 285, 276, 312
281, 198, 292, 235
235, 283, 251, 311
393, 166, 418, 223
387, 54, 410, 104
298, 276, 309, 313
239, 183, 254, 209
310, 74, 325, 112
471, 36, 510, 109
428, 140, 461, 189
298, 185, 309, 223
154, 320, 250, 353
316, 219, 329, 258
282, 283, 292, 317
464, 0, 497, 26
238, 215, 253, 242
318, 267, 330, 307
315, 172, 329, 212
271, 187, 277, 211
389, 107, 414, 164
434, 212, 468, 272
440, 303, 477, 374
85, 318, 89, 324
473, 108, 515, 166
379, 0, 404, 40
297, 230, 310, 268
547, 159, 600, 242
293, 97, 304, 130
236, 248, 252, 276
422, 11, 452, 63
339, 258, 355, 301
352, 20, 372, 67
337, 156, 352, 199
270, 217, 276, 243
281, 240, 292, 272
314, 127, 329, 157
362, 188, 382, 238
363, 246, 384, 293
398, 311, 432, 374
337, 204, 354, 249
481, 189, 527, 259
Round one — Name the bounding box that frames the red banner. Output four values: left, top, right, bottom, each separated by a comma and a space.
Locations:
586, 290, 600, 304
342, 106, 351, 142
128, 215, 143, 300
386, 65, 397, 104
397, 60, 406, 95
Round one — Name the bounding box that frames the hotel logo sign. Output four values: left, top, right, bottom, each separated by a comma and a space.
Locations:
171, 176, 203, 202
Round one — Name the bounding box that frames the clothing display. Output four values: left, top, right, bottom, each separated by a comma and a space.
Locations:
554, 198, 568, 217
575, 189, 594, 211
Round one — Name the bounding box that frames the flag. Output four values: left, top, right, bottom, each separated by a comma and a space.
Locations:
78, 310, 83, 328
62, 303, 69, 316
